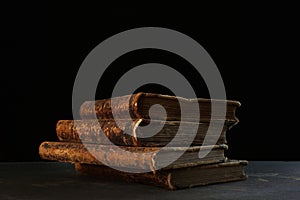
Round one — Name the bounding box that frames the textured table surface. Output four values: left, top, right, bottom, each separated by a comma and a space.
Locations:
0, 161, 299, 200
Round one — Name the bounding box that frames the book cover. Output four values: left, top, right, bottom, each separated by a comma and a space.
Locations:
79, 93, 241, 124
75, 160, 248, 190
56, 119, 228, 146
39, 141, 228, 172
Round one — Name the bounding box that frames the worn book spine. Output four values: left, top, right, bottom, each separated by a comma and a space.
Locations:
56, 119, 227, 146
75, 163, 174, 189
75, 160, 248, 190
79, 92, 241, 124
79, 93, 141, 120
39, 141, 226, 171
39, 141, 151, 170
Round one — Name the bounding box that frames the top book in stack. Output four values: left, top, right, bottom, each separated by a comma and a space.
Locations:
79, 92, 241, 125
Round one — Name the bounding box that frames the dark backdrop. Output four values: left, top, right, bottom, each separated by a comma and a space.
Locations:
1, 2, 299, 161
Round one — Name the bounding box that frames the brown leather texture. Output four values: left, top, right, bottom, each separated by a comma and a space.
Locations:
79, 93, 241, 124
56, 119, 228, 146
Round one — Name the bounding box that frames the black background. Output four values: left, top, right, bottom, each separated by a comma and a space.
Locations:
1, 1, 299, 161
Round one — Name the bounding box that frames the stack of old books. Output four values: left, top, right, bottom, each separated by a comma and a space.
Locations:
39, 92, 247, 190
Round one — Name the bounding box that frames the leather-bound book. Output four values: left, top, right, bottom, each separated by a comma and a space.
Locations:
56, 119, 228, 146
39, 141, 228, 171
74, 160, 248, 190
79, 93, 241, 125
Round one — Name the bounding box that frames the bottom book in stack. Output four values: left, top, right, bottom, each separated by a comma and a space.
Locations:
75, 160, 247, 190
39, 141, 248, 190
